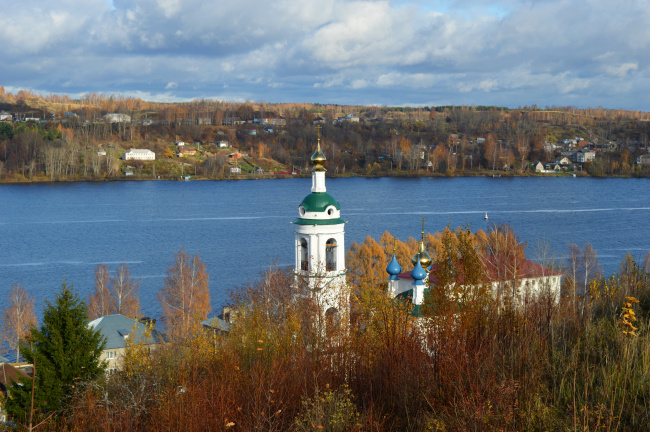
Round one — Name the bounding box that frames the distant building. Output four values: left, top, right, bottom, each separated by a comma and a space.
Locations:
103, 113, 131, 123
637, 154, 650, 166
533, 161, 545, 172
88, 314, 165, 373
0, 110, 12, 122
217, 141, 229, 148
178, 147, 197, 157
575, 150, 595, 163
123, 149, 155, 161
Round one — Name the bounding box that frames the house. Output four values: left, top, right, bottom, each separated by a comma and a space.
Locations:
217, 141, 229, 148
259, 117, 286, 126
97, 150, 107, 156
575, 150, 595, 163
103, 113, 131, 123
123, 149, 155, 161
201, 314, 231, 335
1, 361, 31, 422
554, 156, 571, 166
637, 154, 650, 166
533, 161, 545, 172
175, 141, 185, 147
178, 147, 197, 157
88, 314, 165, 373
0, 110, 12, 122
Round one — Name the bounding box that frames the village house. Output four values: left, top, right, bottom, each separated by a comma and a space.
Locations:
575, 149, 595, 163
89, 314, 165, 373
1, 360, 30, 423
637, 154, 650, 166
0, 110, 13, 122
178, 147, 197, 157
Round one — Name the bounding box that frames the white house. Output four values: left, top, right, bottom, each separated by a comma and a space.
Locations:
637, 154, 650, 166
123, 149, 155, 160
217, 141, 229, 148
576, 150, 595, 163
0, 111, 12, 122
533, 161, 545, 172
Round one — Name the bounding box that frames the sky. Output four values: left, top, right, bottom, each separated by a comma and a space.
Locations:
2, 0, 650, 109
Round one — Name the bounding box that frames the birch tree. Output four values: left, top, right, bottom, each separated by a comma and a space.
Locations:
87, 264, 116, 320
110, 263, 141, 318
2, 284, 37, 362
158, 248, 211, 337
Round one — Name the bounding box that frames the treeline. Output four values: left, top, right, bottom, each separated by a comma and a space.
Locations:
2, 87, 650, 181
2, 225, 649, 430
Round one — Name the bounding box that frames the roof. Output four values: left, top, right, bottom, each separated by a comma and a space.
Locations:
200, 316, 231, 333
0, 363, 30, 395
481, 256, 563, 281
300, 192, 340, 212
88, 314, 165, 350
125, 149, 154, 154
294, 192, 345, 225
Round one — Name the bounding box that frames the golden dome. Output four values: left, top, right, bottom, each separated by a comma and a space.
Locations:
411, 217, 431, 268
311, 126, 327, 172
411, 241, 432, 268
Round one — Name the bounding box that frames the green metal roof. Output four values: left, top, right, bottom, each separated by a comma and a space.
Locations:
293, 217, 345, 225
300, 192, 340, 212
394, 289, 423, 317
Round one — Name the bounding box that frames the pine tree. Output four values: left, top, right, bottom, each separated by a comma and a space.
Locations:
3, 282, 106, 424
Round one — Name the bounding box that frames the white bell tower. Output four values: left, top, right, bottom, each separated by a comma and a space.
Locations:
293, 127, 347, 320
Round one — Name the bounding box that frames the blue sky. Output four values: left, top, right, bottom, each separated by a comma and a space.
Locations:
1, 0, 649, 109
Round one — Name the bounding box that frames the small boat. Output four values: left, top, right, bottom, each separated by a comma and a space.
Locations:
484, 212, 488, 220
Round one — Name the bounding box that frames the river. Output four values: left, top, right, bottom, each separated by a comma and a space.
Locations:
1, 177, 649, 319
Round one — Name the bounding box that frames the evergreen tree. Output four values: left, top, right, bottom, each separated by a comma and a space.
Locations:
3, 282, 106, 424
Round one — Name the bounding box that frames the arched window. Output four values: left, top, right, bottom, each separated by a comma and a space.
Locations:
326, 238, 337, 271
325, 307, 339, 335
300, 238, 309, 271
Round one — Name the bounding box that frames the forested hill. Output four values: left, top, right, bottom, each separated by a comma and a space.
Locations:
1, 86, 649, 181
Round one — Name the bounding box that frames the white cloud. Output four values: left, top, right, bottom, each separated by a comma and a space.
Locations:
1, 0, 650, 108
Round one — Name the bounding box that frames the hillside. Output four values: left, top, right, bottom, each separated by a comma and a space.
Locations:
0, 87, 649, 181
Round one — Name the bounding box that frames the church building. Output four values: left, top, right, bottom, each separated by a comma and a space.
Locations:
293, 129, 348, 322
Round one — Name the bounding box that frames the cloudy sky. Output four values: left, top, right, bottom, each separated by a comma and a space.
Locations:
2, 0, 649, 109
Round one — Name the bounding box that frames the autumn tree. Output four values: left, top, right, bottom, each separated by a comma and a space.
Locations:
346, 235, 389, 292
158, 248, 211, 337
87, 264, 116, 320
111, 263, 141, 318
2, 284, 37, 362
477, 223, 527, 303
421, 227, 487, 317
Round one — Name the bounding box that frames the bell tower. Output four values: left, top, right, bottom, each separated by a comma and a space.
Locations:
293, 127, 347, 319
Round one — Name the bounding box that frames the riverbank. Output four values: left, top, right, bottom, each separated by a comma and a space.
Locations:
3, 168, 647, 184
